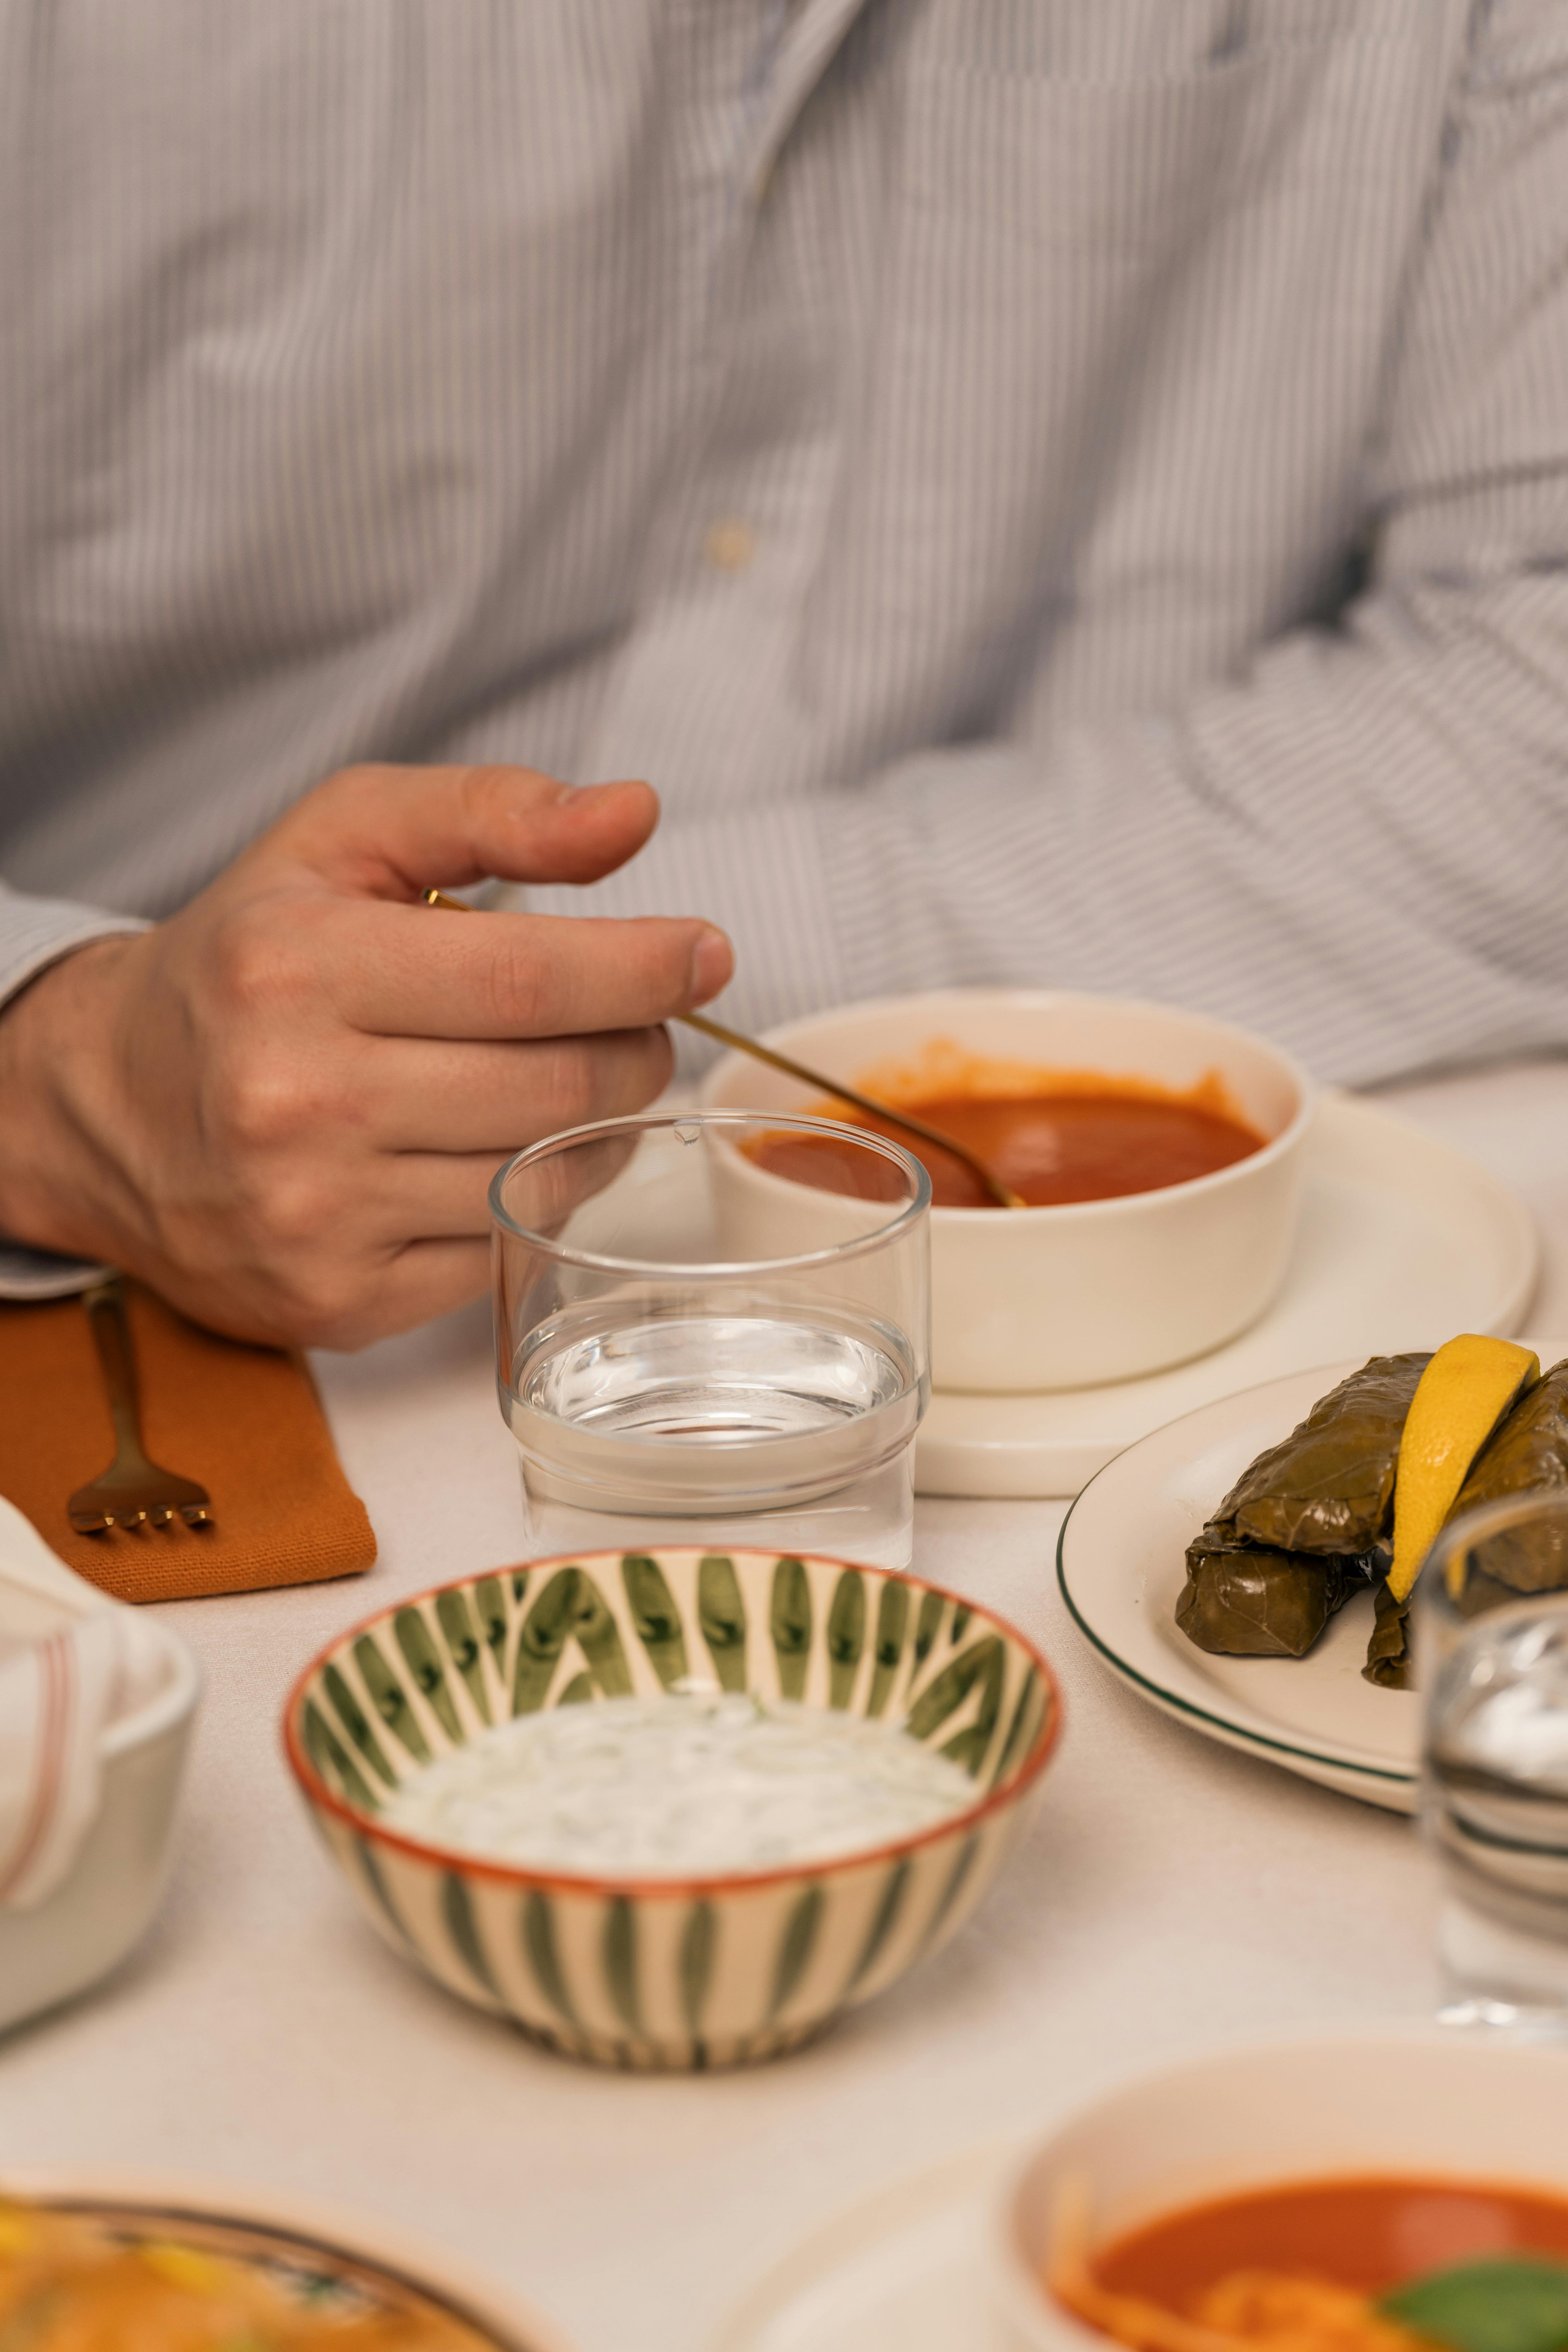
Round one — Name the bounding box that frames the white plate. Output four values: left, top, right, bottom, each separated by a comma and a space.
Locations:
1056, 1337, 1568, 1813
916, 1092, 1537, 1499
709, 2142, 1017, 2352
712, 2032, 1568, 2351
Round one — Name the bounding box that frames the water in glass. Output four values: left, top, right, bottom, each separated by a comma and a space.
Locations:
1425, 1598, 1568, 2031
506, 1306, 924, 1566
491, 1111, 931, 1567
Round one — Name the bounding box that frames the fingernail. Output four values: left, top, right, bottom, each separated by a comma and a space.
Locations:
689, 926, 733, 1003
553, 777, 644, 805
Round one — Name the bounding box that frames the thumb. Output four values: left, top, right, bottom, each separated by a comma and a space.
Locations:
267, 764, 662, 898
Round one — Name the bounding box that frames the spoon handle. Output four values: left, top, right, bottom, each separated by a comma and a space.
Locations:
419, 890, 1024, 1209
678, 1011, 1025, 1211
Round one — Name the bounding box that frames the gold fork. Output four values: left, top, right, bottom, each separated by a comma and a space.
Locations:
67, 1279, 212, 1533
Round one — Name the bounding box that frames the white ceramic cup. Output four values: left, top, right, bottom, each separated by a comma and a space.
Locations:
990, 2031, 1568, 2350
0, 1618, 199, 2035
698, 990, 1314, 1392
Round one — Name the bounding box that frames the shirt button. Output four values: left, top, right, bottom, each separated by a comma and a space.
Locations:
703, 518, 756, 573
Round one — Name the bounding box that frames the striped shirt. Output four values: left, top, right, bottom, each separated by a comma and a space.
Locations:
3, 0, 1567, 1099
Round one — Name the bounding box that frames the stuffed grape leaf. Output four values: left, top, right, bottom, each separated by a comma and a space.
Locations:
1177, 1537, 1373, 1659
1208, 1353, 1431, 1556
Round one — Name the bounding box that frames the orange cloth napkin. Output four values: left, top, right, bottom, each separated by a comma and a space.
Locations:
0, 1282, 376, 1603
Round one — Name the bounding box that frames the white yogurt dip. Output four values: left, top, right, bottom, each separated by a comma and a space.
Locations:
379, 1690, 977, 1875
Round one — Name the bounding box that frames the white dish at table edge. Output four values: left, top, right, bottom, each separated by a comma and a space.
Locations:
917, 1089, 1537, 1497
0, 2168, 578, 2352
710, 2029, 1568, 2352
1056, 1335, 1568, 1814
709, 2136, 1021, 2352
0, 1617, 199, 2036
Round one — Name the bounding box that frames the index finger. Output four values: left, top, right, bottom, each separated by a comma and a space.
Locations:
319, 899, 733, 1039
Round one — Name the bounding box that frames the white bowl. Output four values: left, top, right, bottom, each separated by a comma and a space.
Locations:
0, 1619, 199, 2035
699, 990, 1315, 1392
990, 2031, 1568, 2349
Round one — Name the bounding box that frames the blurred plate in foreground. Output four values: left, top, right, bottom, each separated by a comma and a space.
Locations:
0, 2171, 577, 2352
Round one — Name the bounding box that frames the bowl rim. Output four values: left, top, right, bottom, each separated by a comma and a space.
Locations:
987, 2025, 1568, 2348
697, 986, 1318, 1223
100, 1619, 202, 1762
0, 2165, 578, 2352
488, 1107, 931, 1273
282, 1547, 1063, 1900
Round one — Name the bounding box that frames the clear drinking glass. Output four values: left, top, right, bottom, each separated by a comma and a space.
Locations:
489, 1111, 931, 1567
1419, 1495, 1568, 2033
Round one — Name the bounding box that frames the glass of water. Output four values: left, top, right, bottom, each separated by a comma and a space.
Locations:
1419, 1494, 1568, 2032
489, 1110, 931, 1568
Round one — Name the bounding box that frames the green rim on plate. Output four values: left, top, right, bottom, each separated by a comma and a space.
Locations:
1055, 1374, 1419, 1795
1056, 1491, 1412, 1788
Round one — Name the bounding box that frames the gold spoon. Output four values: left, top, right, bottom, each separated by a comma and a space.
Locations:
676, 1007, 1026, 1209
420, 888, 1026, 1209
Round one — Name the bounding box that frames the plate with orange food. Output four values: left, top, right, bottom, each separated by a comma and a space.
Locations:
712, 2032, 1568, 2351
0, 2172, 576, 2352
1057, 1334, 1568, 1811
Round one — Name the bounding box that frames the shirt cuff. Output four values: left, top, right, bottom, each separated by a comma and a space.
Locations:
0, 894, 145, 1296
0, 892, 149, 1015
0, 1244, 111, 1302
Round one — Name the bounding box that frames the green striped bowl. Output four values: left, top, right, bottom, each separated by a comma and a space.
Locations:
284, 1549, 1060, 2071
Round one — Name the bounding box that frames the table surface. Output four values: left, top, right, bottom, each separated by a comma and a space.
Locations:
3, 1058, 1566, 2352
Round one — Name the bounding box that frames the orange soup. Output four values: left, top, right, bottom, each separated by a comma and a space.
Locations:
745, 1089, 1265, 1209
1094, 2174, 1568, 2304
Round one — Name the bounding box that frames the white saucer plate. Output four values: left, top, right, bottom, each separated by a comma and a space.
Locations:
914, 1092, 1537, 1499
1056, 1338, 1568, 1813
709, 2142, 1018, 2352
712, 2031, 1568, 2349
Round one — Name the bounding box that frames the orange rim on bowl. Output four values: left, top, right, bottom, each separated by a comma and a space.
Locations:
284, 1552, 1061, 1899
283, 1548, 1061, 2069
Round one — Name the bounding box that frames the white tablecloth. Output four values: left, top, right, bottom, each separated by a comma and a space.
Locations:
2, 1060, 1565, 2352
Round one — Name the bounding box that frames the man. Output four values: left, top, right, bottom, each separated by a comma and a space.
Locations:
3, 1, 1566, 1345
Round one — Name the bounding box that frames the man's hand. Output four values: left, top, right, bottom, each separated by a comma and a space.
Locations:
0, 764, 732, 1347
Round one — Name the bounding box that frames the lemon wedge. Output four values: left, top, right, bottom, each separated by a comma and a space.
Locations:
1388, 1335, 1539, 1603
